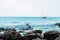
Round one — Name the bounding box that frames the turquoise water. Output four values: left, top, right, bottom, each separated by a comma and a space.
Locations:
0, 17, 60, 34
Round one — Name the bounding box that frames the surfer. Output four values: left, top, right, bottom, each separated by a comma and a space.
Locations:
21, 23, 33, 30
28, 26, 33, 30
26, 23, 33, 30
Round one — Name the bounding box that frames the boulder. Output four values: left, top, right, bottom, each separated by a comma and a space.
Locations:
44, 31, 60, 40
33, 30, 42, 34
33, 30, 42, 38
0, 28, 5, 31
24, 30, 42, 40
55, 35, 60, 40
0, 33, 3, 39
55, 23, 60, 27
2, 30, 22, 40
24, 34, 41, 40
26, 30, 42, 34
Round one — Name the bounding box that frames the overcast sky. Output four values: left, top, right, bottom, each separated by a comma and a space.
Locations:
0, 0, 60, 17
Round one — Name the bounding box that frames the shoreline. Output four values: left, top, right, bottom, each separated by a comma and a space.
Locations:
0, 28, 60, 40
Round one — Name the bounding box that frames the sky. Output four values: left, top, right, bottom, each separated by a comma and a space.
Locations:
0, 0, 60, 17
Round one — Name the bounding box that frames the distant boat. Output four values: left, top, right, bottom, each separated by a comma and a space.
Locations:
43, 17, 46, 18
41, 17, 46, 19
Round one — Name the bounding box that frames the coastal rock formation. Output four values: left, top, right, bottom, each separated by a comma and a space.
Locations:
55, 35, 60, 40
33, 30, 42, 38
0, 28, 6, 32
0, 28, 17, 32
1, 29, 60, 40
44, 31, 60, 40
1, 29, 23, 40
0, 33, 3, 39
24, 34, 41, 40
23, 30, 42, 40
55, 23, 60, 27
26, 30, 42, 34
33, 30, 42, 34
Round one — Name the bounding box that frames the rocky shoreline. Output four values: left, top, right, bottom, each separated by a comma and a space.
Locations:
0, 28, 60, 40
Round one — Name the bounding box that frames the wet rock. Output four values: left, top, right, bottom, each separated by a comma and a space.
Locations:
24, 30, 42, 40
2, 29, 22, 40
32, 37, 41, 40
18, 30, 24, 33
33, 30, 42, 34
0, 33, 3, 39
33, 30, 42, 38
0, 28, 5, 31
55, 35, 60, 40
26, 30, 42, 34
24, 34, 41, 40
0, 39, 3, 40
44, 31, 60, 40
55, 23, 60, 27
26, 30, 34, 34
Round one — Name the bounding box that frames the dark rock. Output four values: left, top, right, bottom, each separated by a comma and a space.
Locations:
44, 31, 60, 40
0, 28, 17, 32
55, 23, 60, 27
0, 39, 3, 40
55, 35, 60, 40
33, 30, 42, 38
24, 34, 41, 40
24, 30, 42, 40
0, 33, 3, 39
26, 30, 42, 36
0, 28, 5, 31
18, 30, 24, 33
2, 30, 22, 40
26, 30, 34, 34
33, 30, 42, 34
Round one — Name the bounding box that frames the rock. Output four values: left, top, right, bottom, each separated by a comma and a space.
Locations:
26, 30, 42, 35
26, 30, 42, 34
33, 30, 42, 38
0, 33, 3, 39
0, 28, 5, 31
55, 23, 60, 27
18, 30, 24, 33
44, 31, 60, 40
24, 30, 42, 40
32, 37, 41, 40
33, 30, 42, 34
24, 34, 41, 40
26, 30, 34, 34
0, 39, 3, 40
55, 35, 60, 40
2, 30, 22, 40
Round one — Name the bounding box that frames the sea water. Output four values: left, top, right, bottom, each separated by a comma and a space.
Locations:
0, 17, 60, 34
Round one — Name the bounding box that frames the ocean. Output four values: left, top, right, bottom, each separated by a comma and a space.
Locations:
0, 17, 60, 34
